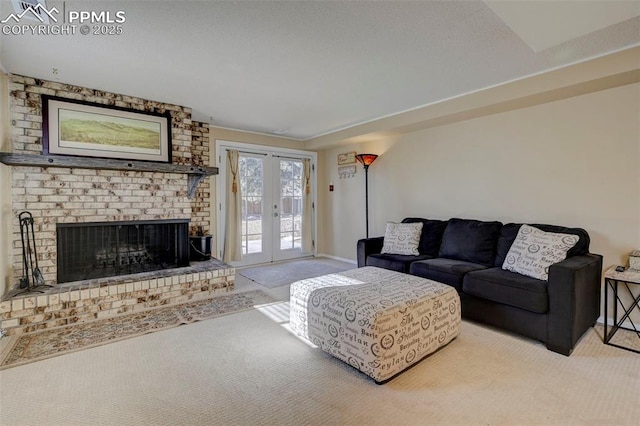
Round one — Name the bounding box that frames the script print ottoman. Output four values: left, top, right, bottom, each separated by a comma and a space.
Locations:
290, 266, 461, 383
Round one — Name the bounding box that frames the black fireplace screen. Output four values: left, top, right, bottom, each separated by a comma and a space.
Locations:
57, 219, 190, 283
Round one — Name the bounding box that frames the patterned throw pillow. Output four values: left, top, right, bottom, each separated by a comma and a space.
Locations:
381, 222, 423, 255
502, 224, 579, 281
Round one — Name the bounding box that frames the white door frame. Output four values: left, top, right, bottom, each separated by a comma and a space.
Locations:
215, 140, 317, 266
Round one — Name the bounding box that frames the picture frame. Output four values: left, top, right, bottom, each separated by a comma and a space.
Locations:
42, 95, 172, 163
337, 151, 356, 165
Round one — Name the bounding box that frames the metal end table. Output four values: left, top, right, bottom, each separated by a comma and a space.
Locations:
604, 266, 640, 353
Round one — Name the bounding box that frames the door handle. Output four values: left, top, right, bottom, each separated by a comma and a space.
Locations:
274, 212, 279, 217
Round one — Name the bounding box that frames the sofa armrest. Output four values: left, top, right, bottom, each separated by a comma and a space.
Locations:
546, 253, 603, 355
357, 237, 384, 267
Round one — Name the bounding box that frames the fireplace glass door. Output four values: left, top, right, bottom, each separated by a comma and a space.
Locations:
57, 219, 190, 283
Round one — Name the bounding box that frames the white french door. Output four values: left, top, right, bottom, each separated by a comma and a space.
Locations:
274, 157, 305, 261
217, 142, 316, 267
238, 153, 272, 264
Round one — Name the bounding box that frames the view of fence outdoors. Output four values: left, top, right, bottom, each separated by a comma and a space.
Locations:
279, 159, 303, 250
239, 156, 303, 254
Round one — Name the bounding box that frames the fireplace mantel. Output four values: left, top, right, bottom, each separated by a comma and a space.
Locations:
0, 152, 218, 198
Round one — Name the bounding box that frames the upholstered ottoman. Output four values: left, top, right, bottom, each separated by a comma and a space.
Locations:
290, 266, 461, 383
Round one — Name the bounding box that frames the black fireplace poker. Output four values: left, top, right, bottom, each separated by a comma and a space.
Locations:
17, 211, 52, 295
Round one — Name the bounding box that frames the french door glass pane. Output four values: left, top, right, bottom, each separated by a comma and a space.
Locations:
280, 159, 303, 250
239, 156, 264, 254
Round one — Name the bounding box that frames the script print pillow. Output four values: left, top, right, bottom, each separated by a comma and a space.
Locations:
381, 222, 423, 255
502, 224, 579, 281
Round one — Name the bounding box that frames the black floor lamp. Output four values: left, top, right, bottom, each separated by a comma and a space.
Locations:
355, 154, 378, 238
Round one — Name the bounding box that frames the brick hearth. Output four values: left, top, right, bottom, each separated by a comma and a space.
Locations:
0, 260, 234, 335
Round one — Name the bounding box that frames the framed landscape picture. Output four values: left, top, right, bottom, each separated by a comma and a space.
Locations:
42, 95, 172, 163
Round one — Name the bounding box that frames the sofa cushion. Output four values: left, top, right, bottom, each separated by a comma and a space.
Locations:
410, 258, 487, 291
502, 225, 579, 281
381, 222, 423, 255
402, 218, 448, 257
463, 268, 548, 314
367, 253, 432, 273
438, 218, 502, 267
495, 223, 590, 267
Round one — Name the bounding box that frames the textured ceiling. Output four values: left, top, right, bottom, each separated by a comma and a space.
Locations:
1, 0, 639, 140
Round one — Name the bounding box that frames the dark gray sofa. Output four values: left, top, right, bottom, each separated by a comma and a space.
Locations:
357, 218, 603, 356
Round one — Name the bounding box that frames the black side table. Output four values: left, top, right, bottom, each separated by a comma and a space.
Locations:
604, 266, 640, 354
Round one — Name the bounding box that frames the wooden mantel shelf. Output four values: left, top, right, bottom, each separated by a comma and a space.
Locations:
0, 152, 218, 198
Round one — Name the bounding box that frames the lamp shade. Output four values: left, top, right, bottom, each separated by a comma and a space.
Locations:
355, 154, 378, 167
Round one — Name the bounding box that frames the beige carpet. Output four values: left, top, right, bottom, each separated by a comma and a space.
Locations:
0, 290, 275, 370
0, 298, 638, 425
239, 257, 353, 288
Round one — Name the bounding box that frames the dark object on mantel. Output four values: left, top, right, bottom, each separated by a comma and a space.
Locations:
17, 211, 53, 295
0, 153, 218, 198
189, 235, 213, 261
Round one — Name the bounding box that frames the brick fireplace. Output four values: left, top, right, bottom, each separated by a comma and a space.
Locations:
0, 75, 233, 336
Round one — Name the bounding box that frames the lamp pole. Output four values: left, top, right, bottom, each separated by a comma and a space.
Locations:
355, 154, 378, 239
363, 163, 371, 238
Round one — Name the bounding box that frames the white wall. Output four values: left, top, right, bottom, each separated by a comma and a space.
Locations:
318, 83, 640, 272
210, 127, 303, 151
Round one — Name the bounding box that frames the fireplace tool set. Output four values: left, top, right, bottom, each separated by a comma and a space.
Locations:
18, 211, 52, 294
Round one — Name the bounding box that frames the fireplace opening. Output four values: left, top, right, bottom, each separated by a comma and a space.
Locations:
57, 219, 190, 283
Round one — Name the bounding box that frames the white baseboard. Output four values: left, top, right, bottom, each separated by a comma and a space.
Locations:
316, 253, 357, 265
